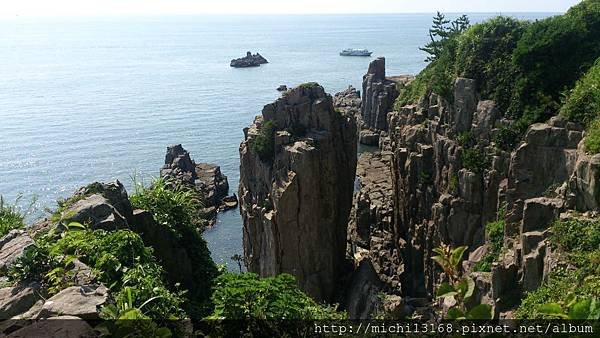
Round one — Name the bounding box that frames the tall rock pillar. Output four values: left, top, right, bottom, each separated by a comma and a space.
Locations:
239, 83, 357, 301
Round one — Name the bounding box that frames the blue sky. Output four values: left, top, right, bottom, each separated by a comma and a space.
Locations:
1, 0, 582, 17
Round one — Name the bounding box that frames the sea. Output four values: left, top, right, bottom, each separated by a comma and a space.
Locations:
0, 13, 554, 269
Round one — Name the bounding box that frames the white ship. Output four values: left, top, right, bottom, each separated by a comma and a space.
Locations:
339, 48, 373, 56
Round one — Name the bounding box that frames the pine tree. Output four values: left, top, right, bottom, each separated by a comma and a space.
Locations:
420, 12, 451, 62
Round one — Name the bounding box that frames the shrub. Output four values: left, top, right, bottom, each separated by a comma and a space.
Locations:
252, 120, 276, 162
473, 220, 504, 272
0, 196, 24, 238
461, 148, 489, 174
130, 177, 218, 318
561, 59, 600, 125
455, 16, 527, 114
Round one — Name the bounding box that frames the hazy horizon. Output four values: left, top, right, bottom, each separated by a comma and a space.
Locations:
1, 0, 581, 18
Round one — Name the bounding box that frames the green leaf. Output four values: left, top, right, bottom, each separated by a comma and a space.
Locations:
66, 222, 85, 231
436, 282, 458, 299
568, 299, 592, 319
447, 307, 465, 319
463, 277, 475, 300
155, 327, 172, 338
450, 246, 468, 267
538, 303, 569, 319
466, 304, 493, 319
432, 255, 448, 270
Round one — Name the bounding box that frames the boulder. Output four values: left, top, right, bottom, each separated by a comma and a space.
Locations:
334, 85, 361, 117
0, 283, 41, 319
62, 194, 128, 230
37, 284, 108, 320
359, 129, 380, 146
0, 230, 34, 271
276, 85, 287, 92
74, 181, 133, 223
6, 315, 96, 338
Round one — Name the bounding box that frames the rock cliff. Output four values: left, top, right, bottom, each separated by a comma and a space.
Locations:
238, 83, 357, 301
345, 59, 598, 319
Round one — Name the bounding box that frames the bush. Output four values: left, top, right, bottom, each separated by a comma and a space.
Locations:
474, 220, 504, 272
208, 273, 345, 320
8, 228, 186, 322
511, 0, 600, 122
0, 196, 24, 238
461, 148, 489, 174
252, 120, 276, 162
586, 120, 600, 154
130, 177, 218, 318
561, 59, 600, 125
455, 16, 527, 114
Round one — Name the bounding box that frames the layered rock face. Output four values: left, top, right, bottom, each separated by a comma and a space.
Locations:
361, 58, 414, 133
239, 83, 357, 301
347, 59, 600, 319
161, 144, 235, 224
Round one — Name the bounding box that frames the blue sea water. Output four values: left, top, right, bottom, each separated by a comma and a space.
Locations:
0, 13, 554, 268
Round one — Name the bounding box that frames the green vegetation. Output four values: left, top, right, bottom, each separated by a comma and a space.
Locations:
0, 196, 24, 238
432, 244, 493, 319
253, 120, 276, 162
205, 273, 345, 335
397, 1, 600, 147
130, 177, 218, 318
516, 218, 600, 318
8, 228, 187, 323
461, 148, 489, 174
561, 58, 600, 125
473, 220, 504, 272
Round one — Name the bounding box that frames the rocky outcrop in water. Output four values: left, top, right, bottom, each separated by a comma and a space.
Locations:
230, 51, 268, 68
161, 144, 235, 224
239, 83, 357, 301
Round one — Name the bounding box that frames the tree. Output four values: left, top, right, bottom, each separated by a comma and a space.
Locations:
420, 12, 450, 62
420, 12, 471, 62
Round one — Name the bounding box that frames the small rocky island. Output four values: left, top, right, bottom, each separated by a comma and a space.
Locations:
230, 51, 268, 68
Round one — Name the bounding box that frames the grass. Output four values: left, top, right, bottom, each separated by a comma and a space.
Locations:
252, 120, 276, 162
0, 196, 25, 238
585, 119, 600, 154
473, 220, 505, 272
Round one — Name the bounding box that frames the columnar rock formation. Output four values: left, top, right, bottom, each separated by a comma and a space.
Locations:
346, 58, 599, 319
239, 83, 357, 301
360, 57, 413, 146
161, 144, 235, 224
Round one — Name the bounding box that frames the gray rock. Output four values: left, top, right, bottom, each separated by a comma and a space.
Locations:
472, 100, 499, 138
6, 315, 96, 338
453, 78, 477, 133
62, 194, 128, 230
239, 83, 357, 301
343, 259, 386, 319
361, 57, 401, 131
359, 129, 380, 146
131, 209, 194, 292
0, 230, 34, 271
0, 283, 41, 319
74, 181, 133, 223
521, 197, 563, 233
37, 284, 108, 320
230, 51, 268, 68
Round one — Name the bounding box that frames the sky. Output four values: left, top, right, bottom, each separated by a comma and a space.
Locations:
0, 0, 582, 17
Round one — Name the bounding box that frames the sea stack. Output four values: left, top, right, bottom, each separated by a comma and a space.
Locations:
230, 51, 269, 68
238, 83, 357, 301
